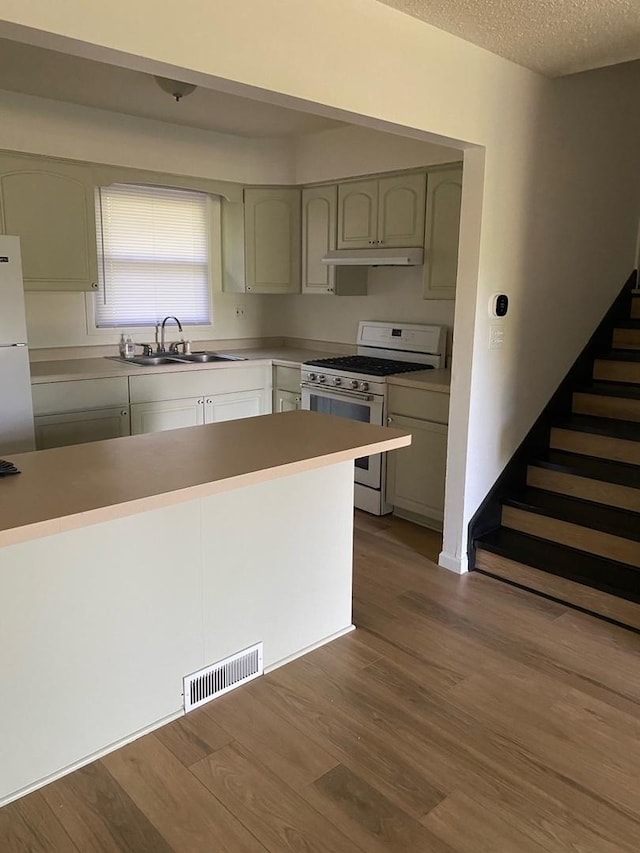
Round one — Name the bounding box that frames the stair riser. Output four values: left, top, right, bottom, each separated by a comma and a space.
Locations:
632, 298, 640, 319
573, 393, 640, 423
550, 428, 640, 465
593, 361, 640, 384
476, 547, 640, 630
527, 466, 640, 513
501, 505, 640, 568
613, 329, 640, 350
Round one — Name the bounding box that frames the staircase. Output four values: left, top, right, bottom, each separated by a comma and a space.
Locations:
473, 281, 640, 631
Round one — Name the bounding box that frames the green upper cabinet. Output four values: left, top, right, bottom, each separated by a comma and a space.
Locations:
337, 178, 378, 248
337, 170, 426, 249
243, 187, 301, 294
0, 152, 98, 291
302, 184, 337, 293
301, 184, 366, 296
423, 164, 463, 301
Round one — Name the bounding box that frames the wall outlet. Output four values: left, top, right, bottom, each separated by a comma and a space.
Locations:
234, 306, 245, 319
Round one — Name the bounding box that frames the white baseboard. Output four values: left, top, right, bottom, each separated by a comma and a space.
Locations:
0, 709, 184, 809
438, 550, 468, 574
264, 624, 355, 674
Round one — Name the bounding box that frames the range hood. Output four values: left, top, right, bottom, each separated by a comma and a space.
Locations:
321, 247, 424, 266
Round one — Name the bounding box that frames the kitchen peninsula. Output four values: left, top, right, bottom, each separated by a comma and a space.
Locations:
0, 410, 409, 806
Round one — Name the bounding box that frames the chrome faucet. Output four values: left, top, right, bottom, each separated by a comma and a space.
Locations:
158, 316, 183, 353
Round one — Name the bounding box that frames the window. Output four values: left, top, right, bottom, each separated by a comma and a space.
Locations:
94, 183, 213, 328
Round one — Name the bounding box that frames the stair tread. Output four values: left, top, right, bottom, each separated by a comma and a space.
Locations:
530, 450, 640, 489
596, 350, 640, 363
575, 381, 640, 399
554, 414, 640, 442
504, 487, 640, 541
476, 528, 640, 604
615, 319, 640, 330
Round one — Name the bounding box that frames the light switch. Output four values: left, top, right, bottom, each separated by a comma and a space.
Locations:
489, 325, 505, 350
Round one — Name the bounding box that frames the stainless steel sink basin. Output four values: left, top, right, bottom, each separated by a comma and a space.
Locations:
106, 352, 247, 367
179, 352, 247, 363
107, 355, 183, 366
132, 355, 181, 365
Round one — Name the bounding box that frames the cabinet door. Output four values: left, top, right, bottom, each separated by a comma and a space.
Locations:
0, 152, 98, 292
302, 185, 336, 294
206, 388, 268, 423
386, 414, 448, 529
337, 179, 378, 248
34, 407, 130, 449
131, 398, 204, 434
273, 365, 301, 394
378, 172, 426, 248
244, 187, 301, 293
423, 165, 463, 300
274, 389, 301, 413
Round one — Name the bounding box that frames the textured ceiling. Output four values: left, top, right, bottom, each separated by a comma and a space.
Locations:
0, 39, 343, 138
377, 0, 640, 76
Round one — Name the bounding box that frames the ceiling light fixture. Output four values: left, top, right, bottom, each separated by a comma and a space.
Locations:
154, 76, 197, 102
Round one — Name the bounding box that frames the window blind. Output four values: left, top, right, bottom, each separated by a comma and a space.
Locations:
95, 184, 212, 328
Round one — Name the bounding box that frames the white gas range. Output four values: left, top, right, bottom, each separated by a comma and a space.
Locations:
301, 321, 447, 515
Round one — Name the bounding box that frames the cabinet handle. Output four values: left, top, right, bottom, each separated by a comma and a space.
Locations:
206, 399, 212, 404
387, 416, 393, 425
198, 399, 203, 405
91, 282, 98, 289
121, 410, 128, 416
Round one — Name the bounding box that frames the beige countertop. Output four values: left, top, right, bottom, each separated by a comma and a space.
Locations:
29, 348, 451, 390
0, 410, 410, 548
387, 368, 451, 393
29, 346, 343, 383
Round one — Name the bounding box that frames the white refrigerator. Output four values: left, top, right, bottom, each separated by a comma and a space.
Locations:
0, 236, 35, 454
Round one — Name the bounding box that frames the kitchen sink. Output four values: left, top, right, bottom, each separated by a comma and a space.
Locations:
106, 352, 247, 367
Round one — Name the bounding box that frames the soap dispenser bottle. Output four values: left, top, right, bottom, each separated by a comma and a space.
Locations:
119, 333, 127, 357
124, 335, 135, 358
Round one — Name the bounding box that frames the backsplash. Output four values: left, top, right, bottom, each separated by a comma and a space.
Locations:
274, 266, 455, 360
26, 267, 454, 359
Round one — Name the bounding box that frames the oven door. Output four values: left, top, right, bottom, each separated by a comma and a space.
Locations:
301, 383, 384, 489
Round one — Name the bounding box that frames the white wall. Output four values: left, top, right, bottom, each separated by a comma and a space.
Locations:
294, 124, 459, 183
24, 289, 285, 350
1, 1, 639, 570
275, 269, 455, 357
0, 89, 293, 183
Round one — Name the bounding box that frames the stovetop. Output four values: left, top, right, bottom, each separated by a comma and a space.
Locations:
304, 355, 434, 377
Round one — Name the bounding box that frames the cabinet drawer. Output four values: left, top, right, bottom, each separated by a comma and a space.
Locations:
129, 364, 270, 404
273, 365, 301, 393
32, 377, 129, 415
388, 385, 450, 424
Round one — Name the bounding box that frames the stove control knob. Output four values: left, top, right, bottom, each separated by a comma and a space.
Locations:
360, 381, 369, 392
308, 373, 317, 382
350, 380, 359, 390
334, 377, 342, 386
318, 374, 326, 384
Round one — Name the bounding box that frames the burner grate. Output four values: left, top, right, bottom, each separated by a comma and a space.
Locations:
304, 355, 434, 377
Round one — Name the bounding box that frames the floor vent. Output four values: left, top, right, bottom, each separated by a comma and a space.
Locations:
183, 642, 263, 712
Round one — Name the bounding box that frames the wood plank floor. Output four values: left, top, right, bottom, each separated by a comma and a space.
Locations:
4, 511, 640, 851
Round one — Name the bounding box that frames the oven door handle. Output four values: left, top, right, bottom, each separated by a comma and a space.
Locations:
300, 382, 375, 402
